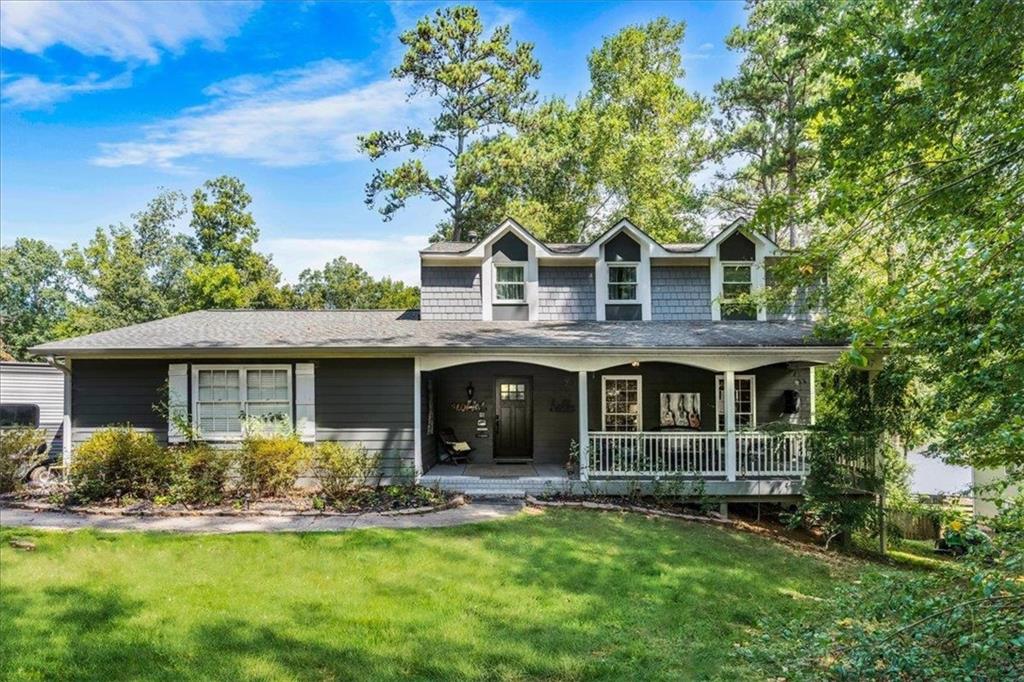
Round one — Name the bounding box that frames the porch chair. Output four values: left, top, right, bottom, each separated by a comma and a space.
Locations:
438, 427, 473, 465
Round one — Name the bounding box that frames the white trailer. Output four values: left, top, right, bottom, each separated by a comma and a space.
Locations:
0, 361, 67, 465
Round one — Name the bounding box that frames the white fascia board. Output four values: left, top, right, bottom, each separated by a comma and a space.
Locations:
463, 219, 553, 258
695, 218, 785, 258
579, 219, 672, 259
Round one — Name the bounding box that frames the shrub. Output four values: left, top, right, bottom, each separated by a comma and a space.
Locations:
234, 432, 308, 499
70, 427, 171, 501
0, 427, 49, 493
312, 442, 381, 505
167, 443, 231, 506
736, 499, 1024, 680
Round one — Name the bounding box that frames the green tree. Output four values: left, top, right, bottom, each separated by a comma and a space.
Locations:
585, 18, 708, 241
712, 0, 823, 246
61, 190, 190, 336
781, 0, 1024, 468
360, 5, 540, 241
0, 239, 70, 358
186, 176, 287, 309
465, 18, 709, 243
294, 256, 419, 310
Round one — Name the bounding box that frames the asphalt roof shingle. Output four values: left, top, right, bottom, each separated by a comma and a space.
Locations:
29, 310, 843, 356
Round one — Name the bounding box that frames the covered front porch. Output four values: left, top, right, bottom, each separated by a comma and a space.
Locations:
415, 350, 834, 495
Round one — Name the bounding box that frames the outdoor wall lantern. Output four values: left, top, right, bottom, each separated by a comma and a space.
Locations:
466, 382, 475, 400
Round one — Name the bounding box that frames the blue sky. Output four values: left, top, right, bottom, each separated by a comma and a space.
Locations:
1, 1, 746, 284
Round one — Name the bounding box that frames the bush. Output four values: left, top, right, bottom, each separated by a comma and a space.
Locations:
70, 427, 171, 501
736, 500, 1024, 680
0, 427, 49, 493
167, 443, 231, 506
234, 432, 308, 499
312, 442, 381, 505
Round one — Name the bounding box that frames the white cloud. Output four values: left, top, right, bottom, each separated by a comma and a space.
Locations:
0, 0, 257, 64
0, 70, 132, 109
266, 235, 429, 285
93, 59, 433, 169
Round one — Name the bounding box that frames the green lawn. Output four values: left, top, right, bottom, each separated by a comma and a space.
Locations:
2, 509, 867, 681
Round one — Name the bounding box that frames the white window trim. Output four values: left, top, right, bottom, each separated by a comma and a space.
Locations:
715, 374, 757, 430
601, 374, 643, 431
191, 364, 293, 441
720, 261, 754, 320
492, 262, 528, 304
606, 263, 639, 303
595, 232, 652, 321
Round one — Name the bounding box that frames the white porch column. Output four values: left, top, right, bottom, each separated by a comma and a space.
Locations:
578, 370, 589, 482
724, 369, 737, 481
413, 357, 423, 480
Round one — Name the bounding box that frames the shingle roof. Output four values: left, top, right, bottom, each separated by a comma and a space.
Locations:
29, 310, 844, 356
420, 240, 705, 255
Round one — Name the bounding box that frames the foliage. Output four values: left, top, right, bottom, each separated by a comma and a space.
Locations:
234, 431, 309, 499
311, 441, 382, 505
0, 510, 860, 680
0, 427, 49, 493
294, 256, 419, 310
166, 443, 232, 506
186, 176, 288, 309
761, 0, 1024, 469
469, 18, 709, 242
737, 501, 1024, 680
0, 239, 70, 358
0, 176, 420, 357
359, 5, 540, 241
794, 358, 916, 546
711, 0, 823, 246
69, 427, 172, 501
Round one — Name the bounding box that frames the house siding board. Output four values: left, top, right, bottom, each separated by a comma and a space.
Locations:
71, 359, 169, 445
719, 232, 756, 260
315, 358, 415, 477
766, 258, 812, 321
0, 363, 66, 456
431, 362, 576, 466
420, 266, 482, 320
604, 232, 641, 262
588, 362, 811, 431
493, 232, 528, 261
651, 266, 712, 320
538, 266, 596, 321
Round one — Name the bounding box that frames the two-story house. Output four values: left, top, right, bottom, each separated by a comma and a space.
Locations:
30, 218, 846, 500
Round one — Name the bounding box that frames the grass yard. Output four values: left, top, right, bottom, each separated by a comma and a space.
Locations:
2, 508, 875, 681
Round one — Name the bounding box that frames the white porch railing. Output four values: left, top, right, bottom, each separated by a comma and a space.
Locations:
587, 431, 810, 478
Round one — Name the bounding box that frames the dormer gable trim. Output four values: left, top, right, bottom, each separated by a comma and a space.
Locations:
695, 218, 785, 258
462, 218, 553, 259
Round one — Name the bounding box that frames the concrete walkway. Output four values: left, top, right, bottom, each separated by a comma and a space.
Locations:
0, 501, 523, 534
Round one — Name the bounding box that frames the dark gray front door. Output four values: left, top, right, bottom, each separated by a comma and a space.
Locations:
494, 377, 532, 461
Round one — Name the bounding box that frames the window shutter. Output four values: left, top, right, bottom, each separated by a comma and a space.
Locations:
294, 363, 316, 443
167, 364, 189, 444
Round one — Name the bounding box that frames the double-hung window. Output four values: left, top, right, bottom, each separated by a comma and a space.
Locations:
721, 263, 755, 320
607, 264, 638, 302
494, 265, 526, 303
716, 375, 756, 430
602, 375, 642, 431
194, 365, 292, 438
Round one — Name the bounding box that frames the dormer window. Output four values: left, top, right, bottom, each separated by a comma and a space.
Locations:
494, 264, 526, 303
608, 264, 638, 302
721, 263, 755, 320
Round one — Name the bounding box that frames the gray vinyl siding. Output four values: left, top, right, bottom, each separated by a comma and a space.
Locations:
420, 266, 483, 320
651, 266, 712, 320
0, 362, 66, 457
315, 358, 415, 478
588, 362, 811, 431
429, 362, 576, 466
538, 266, 596, 321
71, 359, 168, 446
